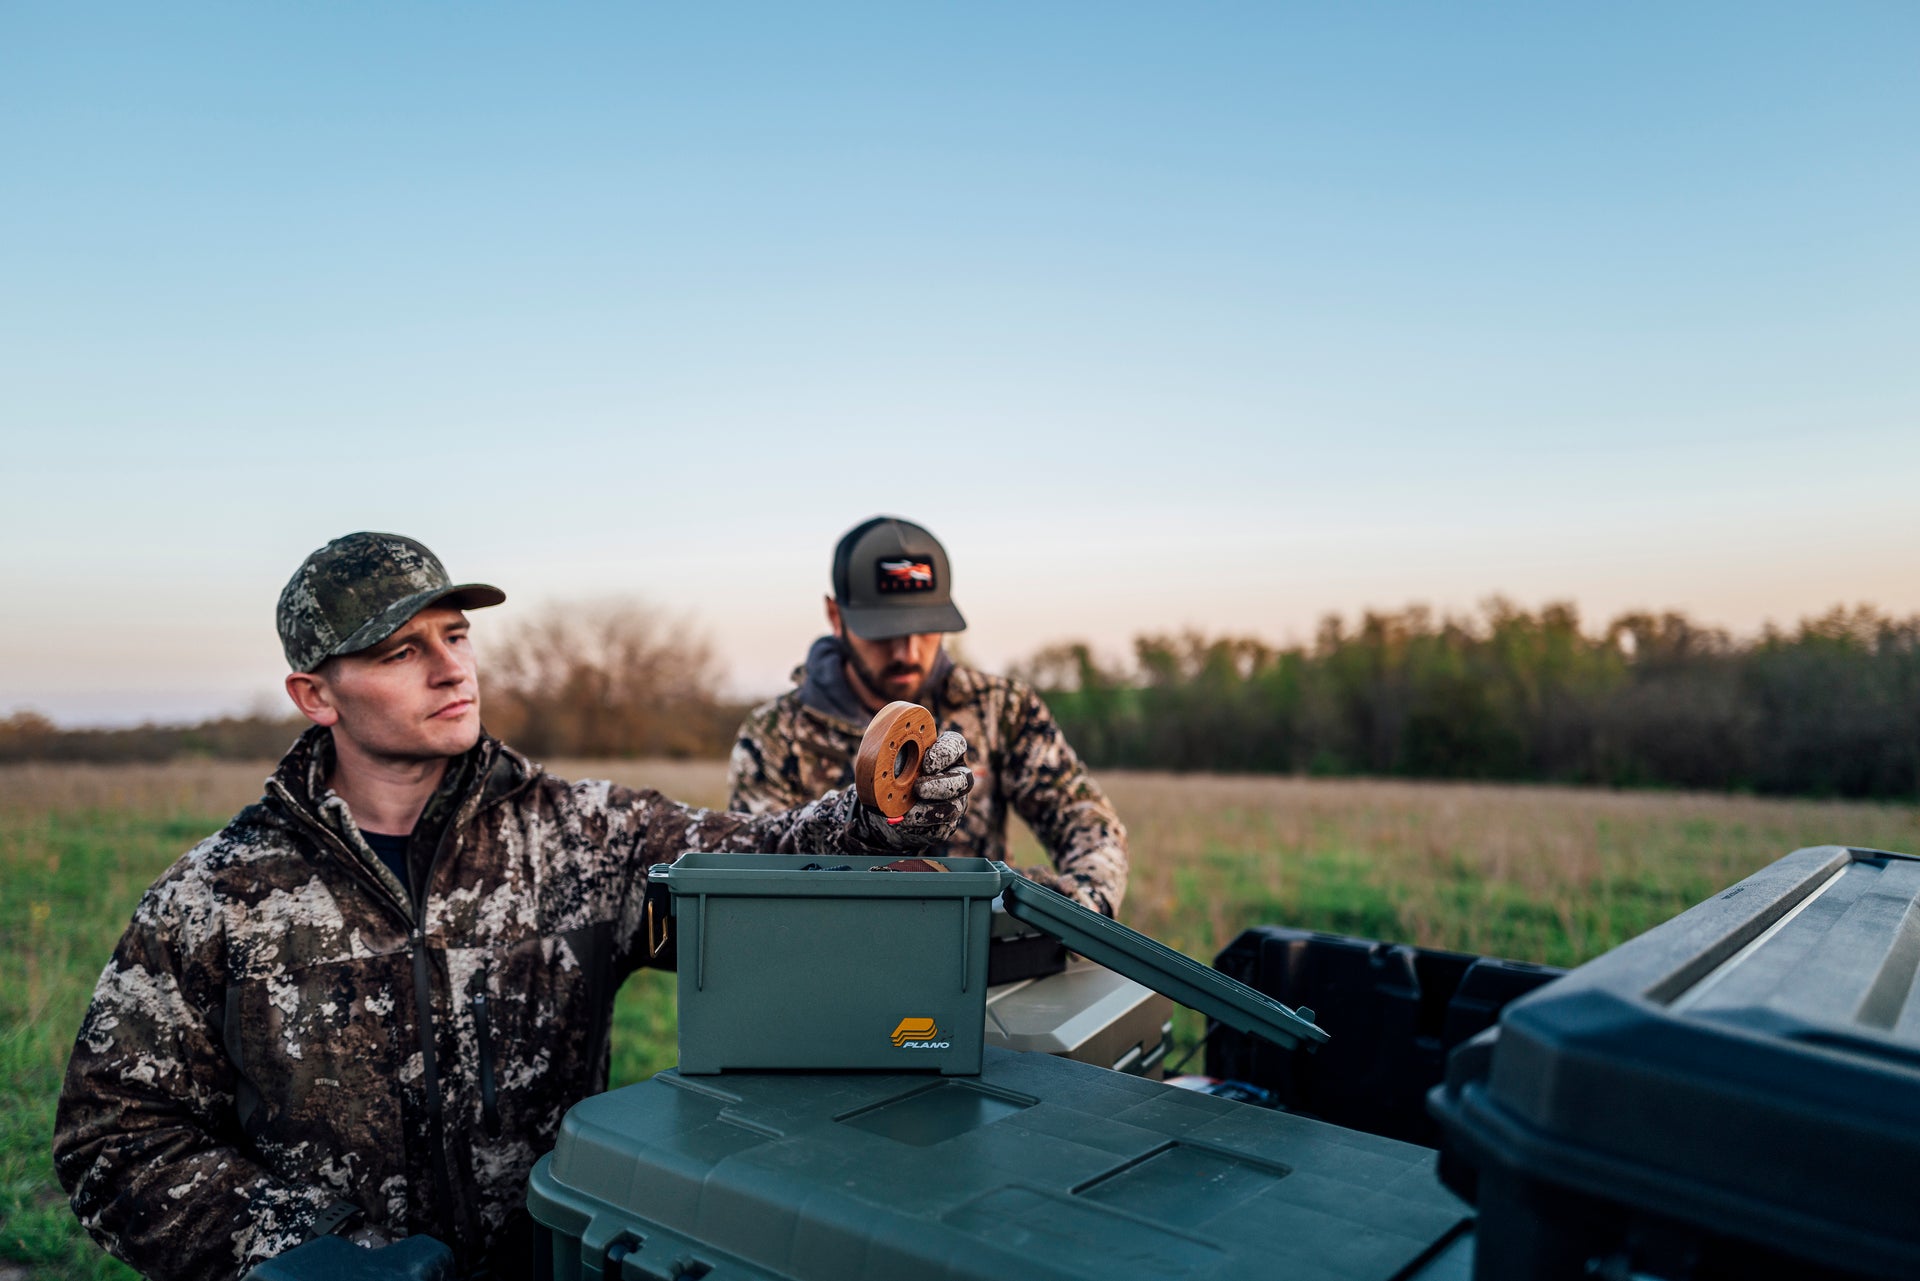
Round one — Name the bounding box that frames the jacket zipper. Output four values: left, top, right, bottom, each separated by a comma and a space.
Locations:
470, 973, 502, 1138
268, 763, 497, 1248
409, 926, 457, 1242
409, 786, 483, 1246
264, 776, 465, 1245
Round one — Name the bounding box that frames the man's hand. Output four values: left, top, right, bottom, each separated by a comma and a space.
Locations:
846, 730, 972, 854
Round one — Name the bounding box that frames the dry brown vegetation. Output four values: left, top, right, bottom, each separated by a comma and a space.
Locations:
481, 605, 746, 759
1079, 773, 1920, 964
571, 761, 1920, 966
0, 760, 279, 819
9, 759, 1915, 970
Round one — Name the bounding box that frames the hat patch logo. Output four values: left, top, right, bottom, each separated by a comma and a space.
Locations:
876, 558, 936, 594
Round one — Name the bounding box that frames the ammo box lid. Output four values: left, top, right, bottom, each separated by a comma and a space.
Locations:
657, 851, 1011, 898
1432, 845, 1920, 1278
531, 1047, 1470, 1281
1001, 872, 1329, 1052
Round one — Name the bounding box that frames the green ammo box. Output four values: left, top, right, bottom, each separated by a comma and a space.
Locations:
657, 853, 1008, 1075
651, 853, 1324, 1076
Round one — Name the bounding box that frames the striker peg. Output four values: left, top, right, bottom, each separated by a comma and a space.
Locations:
854, 701, 938, 820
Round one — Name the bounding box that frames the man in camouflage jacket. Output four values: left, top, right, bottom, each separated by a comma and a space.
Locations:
53, 533, 973, 1281
729, 516, 1127, 916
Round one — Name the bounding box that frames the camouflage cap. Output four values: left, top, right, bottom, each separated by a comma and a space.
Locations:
277, 532, 505, 672
831, 516, 966, 640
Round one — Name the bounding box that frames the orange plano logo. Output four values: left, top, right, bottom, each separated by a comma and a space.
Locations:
891, 1017, 940, 1047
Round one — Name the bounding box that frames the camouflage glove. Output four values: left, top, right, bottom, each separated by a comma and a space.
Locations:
244, 1233, 453, 1280
843, 730, 973, 854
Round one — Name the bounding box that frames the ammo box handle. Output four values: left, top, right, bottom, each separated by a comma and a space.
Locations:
996, 866, 1329, 1052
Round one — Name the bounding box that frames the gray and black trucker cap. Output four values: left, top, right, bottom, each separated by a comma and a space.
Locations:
831, 516, 966, 640
277, 532, 505, 672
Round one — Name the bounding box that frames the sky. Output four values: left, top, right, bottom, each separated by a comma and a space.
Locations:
3, 4, 1917, 725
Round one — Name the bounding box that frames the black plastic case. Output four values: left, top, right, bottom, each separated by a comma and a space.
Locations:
1431, 845, 1920, 1281
1209, 927, 1561, 1146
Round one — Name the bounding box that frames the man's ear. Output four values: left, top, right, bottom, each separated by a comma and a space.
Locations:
284, 669, 341, 727
824, 595, 844, 639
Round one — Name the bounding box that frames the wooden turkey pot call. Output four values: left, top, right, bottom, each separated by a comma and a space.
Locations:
853, 701, 938, 819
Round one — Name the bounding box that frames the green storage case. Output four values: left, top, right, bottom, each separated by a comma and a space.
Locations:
528, 1047, 1472, 1281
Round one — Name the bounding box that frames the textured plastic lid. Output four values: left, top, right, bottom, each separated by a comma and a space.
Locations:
530, 1046, 1468, 1281
1001, 874, 1329, 1051
1433, 845, 1920, 1278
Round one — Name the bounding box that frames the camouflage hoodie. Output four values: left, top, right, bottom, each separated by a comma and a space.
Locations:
54, 726, 895, 1280
728, 637, 1129, 915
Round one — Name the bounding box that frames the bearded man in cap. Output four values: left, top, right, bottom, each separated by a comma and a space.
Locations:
729, 516, 1126, 916
54, 532, 973, 1281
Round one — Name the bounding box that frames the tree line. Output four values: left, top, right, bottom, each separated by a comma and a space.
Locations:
6, 599, 1918, 800
0, 710, 313, 764
0, 604, 747, 767
1013, 601, 1920, 800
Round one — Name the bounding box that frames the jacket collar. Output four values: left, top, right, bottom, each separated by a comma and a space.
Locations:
268, 723, 535, 835
794, 635, 957, 728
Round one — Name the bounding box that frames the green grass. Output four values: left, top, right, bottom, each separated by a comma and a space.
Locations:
608, 970, 679, 1088
2, 809, 181, 1279
5, 760, 1917, 1277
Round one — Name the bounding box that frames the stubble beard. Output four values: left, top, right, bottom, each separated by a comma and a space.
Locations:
841, 640, 927, 709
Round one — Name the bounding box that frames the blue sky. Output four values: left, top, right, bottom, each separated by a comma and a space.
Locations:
3, 4, 1916, 724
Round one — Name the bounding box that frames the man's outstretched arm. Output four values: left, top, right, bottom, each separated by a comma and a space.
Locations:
54, 876, 344, 1281
660, 729, 972, 863
998, 682, 1129, 916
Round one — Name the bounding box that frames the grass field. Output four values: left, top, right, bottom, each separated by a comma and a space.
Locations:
4, 759, 1916, 1277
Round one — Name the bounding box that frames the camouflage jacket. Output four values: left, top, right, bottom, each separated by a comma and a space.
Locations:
54, 726, 888, 1281
728, 639, 1128, 915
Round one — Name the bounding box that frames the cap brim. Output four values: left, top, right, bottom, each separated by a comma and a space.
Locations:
839, 601, 966, 641
431, 583, 507, 612
325, 582, 506, 664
